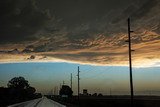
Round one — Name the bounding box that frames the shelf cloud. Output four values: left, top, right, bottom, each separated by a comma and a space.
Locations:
0, 0, 160, 67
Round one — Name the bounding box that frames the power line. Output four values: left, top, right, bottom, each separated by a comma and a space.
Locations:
81, 67, 114, 80
82, 70, 107, 80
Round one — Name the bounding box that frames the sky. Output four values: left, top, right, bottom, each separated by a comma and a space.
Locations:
0, 0, 160, 95
0, 62, 160, 95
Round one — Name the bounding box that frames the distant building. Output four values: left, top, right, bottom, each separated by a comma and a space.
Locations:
83, 89, 88, 96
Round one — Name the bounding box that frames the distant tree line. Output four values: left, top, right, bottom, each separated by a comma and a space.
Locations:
0, 77, 42, 106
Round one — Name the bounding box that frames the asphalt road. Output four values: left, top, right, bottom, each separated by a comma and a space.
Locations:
8, 97, 66, 107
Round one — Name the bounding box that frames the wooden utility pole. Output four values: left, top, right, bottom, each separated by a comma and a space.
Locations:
54, 87, 56, 95
77, 66, 80, 101
71, 73, 73, 90
63, 80, 65, 85
127, 18, 134, 107
60, 83, 62, 89
110, 88, 112, 96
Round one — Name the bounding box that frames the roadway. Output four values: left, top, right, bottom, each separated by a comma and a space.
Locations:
8, 97, 66, 107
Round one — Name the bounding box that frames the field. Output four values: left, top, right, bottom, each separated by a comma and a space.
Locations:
48, 95, 160, 107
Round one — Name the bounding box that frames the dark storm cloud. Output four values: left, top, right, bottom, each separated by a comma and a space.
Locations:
0, 0, 160, 66
0, 0, 157, 44
0, 0, 51, 43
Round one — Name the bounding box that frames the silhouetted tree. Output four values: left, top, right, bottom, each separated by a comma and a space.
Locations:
0, 77, 41, 106
92, 93, 97, 97
7, 77, 29, 89
26, 86, 36, 94
98, 93, 103, 97
59, 85, 73, 97
7, 77, 36, 100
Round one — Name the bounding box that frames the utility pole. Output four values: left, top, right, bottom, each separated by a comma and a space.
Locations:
63, 80, 65, 85
59, 84, 62, 95
110, 88, 112, 96
127, 18, 134, 107
71, 73, 73, 90
56, 86, 58, 95
77, 66, 80, 101
60, 83, 62, 89
54, 87, 56, 95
